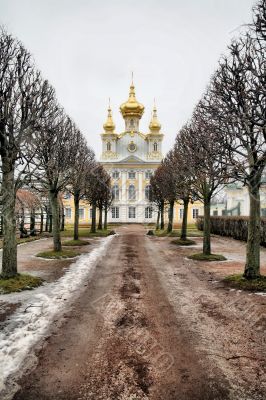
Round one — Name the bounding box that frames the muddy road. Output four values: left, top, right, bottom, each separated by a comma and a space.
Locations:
13, 226, 266, 400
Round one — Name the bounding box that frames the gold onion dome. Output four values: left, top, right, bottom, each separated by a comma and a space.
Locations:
103, 102, 115, 133
120, 82, 144, 119
149, 104, 161, 132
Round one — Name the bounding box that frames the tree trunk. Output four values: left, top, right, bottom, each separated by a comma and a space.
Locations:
156, 209, 160, 230
49, 190, 62, 252
160, 201, 165, 230
0, 216, 3, 235
45, 207, 49, 232
244, 182, 261, 279
91, 203, 96, 233
61, 212, 65, 232
1, 166, 17, 278
181, 198, 189, 240
98, 206, 103, 230
40, 208, 44, 234
30, 208, 36, 236
167, 200, 174, 233
74, 193, 80, 241
19, 207, 25, 238
104, 207, 108, 230
49, 205, 53, 233
203, 196, 211, 255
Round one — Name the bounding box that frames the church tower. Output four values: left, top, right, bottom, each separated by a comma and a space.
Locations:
100, 78, 164, 223
120, 80, 144, 133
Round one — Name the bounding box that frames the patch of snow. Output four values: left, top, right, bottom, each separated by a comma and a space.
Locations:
0, 235, 114, 394
255, 292, 266, 296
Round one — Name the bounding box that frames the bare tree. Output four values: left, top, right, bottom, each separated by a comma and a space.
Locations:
68, 134, 95, 240
179, 111, 227, 256
85, 164, 111, 234
0, 30, 54, 278
205, 30, 266, 277
150, 166, 166, 230
32, 108, 80, 252
173, 127, 195, 241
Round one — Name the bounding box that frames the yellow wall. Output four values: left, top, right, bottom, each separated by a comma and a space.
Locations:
63, 196, 94, 225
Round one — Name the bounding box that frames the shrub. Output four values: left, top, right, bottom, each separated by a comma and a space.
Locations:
196, 216, 266, 246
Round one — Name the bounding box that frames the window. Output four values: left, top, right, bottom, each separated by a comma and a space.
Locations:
145, 170, 153, 179
128, 171, 136, 179
128, 207, 136, 219
145, 207, 153, 218
107, 142, 111, 151
192, 209, 199, 219
112, 184, 119, 201
111, 207, 119, 219
128, 185, 136, 200
63, 192, 71, 199
153, 142, 158, 151
65, 208, 71, 218
145, 185, 152, 201
79, 208, 85, 219
89, 208, 93, 219
179, 209, 184, 219
213, 210, 218, 216
112, 171, 119, 179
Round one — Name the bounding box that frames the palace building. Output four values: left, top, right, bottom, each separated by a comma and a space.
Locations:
63, 80, 203, 226
100, 80, 163, 223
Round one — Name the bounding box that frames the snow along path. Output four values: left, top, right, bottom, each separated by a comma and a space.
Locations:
0, 235, 114, 396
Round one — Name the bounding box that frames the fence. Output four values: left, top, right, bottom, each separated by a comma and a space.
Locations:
196, 216, 266, 247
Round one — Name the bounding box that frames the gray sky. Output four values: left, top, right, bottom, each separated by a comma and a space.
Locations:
0, 0, 256, 157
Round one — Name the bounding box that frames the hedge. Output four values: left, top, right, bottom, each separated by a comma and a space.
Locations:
196, 216, 266, 247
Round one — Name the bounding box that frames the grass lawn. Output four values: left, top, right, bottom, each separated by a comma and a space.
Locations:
223, 274, 266, 292
171, 238, 196, 246
154, 225, 203, 238
0, 273, 43, 294
36, 249, 81, 259
61, 226, 111, 238
62, 239, 90, 246
188, 253, 227, 261
0, 235, 44, 249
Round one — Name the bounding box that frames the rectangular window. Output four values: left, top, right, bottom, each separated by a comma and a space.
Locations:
128, 171, 136, 179
65, 208, 71, 218
145, 171, 153, 179
145, 207, 152, 218
112, 171, 120, 179
128, 207, 136, 219
111, 207, 119, 219
192, 209, 199, 219
63, 192, 71, 199
89, 208, 93, 219
179, 209, 184, 219
79, 208, 85, 219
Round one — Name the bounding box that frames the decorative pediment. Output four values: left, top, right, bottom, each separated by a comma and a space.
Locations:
117, 155, 145, 164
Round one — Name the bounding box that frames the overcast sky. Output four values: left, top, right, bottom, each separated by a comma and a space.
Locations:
0, 0, 256, 157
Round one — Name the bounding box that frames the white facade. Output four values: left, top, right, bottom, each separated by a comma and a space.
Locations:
100, 82, 163, 223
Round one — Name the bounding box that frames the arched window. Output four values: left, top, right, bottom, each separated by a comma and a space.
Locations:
128, 184, 136, 200
145, 185, 152, 201
153, 142, 158, 152
130, 119, 134, 128
107, 142, 111, 151
112, 184, 119, 201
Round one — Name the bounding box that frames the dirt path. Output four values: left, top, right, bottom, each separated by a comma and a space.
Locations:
12, 226, 266, 400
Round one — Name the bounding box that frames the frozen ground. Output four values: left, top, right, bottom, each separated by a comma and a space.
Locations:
0, 236, 114, 398
0, 227, 265, 400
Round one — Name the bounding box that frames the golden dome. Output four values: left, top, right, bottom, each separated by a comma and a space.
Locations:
149, 103, 161, 133
103, 102, 115, 133
120, 82, 144, 119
